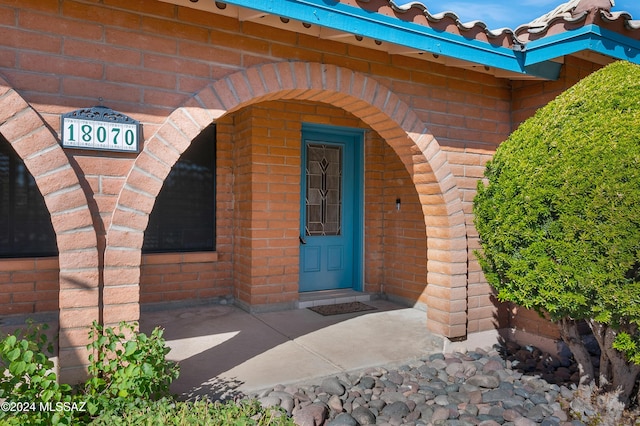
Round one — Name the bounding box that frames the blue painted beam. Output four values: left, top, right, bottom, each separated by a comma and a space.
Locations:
220, 0, 543, 76
216, 0, 640, 79
524, 25, 640, 66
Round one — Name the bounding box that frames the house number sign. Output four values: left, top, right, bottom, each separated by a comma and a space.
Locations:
61, 106, 141, 153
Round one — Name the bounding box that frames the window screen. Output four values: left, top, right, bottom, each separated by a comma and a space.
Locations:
0, 135, 57, 258
142, 124, 216, 253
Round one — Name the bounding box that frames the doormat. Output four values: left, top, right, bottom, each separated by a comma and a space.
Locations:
308, 301, 376, 316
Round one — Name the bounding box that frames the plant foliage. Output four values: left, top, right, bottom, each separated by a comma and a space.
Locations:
473, 60, 640, 401
0, 321, 179, 425
0, 322, 75, 425
0, 321, 294, 425
90, 397, 295, 426
83, 321, 179, 417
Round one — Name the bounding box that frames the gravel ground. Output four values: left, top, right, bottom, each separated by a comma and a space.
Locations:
247, 342, 639, 425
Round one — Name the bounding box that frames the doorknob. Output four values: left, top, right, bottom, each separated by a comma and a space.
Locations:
299, 235, 307, 245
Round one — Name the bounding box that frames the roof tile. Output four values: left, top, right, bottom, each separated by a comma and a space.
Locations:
377, 0, 639, 46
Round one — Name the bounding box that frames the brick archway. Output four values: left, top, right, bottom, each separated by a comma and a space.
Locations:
0, 78, 99, 380
106, 62, 468, 338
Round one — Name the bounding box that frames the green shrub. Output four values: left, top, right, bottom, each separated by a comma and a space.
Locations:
0, 322, 76, 425
82, 321, 179, 417
0, 321, 179, 425
1, 321, 294, 425
473, 60, 640, 403
90, 398, 295, 426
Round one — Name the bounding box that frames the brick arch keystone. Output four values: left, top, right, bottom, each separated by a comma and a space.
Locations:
0, 76, 100, 381
107, 62, 469, 338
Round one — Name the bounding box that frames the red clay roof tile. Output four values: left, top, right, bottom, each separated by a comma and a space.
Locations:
372, 0, 640, 47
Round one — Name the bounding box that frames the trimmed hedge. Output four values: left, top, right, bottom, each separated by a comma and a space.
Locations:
474, 60, 640, 401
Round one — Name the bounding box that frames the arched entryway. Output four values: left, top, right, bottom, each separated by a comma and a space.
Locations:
103, 62, 468, 341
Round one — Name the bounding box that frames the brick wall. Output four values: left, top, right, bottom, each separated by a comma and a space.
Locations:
0, 0, 499, 336
380, 142, 429, 306
509, 305, 561, 340
231, 102, 301, 308
231, 105, 254, 307
0, 257, 59, 315
363, 132, 385, 294
140, 252, 229, 304
512, 56, 603, 128
0, 0, 609, 356
385, 59, 513, 332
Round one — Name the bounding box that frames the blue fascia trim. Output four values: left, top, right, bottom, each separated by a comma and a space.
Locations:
524, 25, 640, 66
219, 1, 639, 79
221, 0, 548, 77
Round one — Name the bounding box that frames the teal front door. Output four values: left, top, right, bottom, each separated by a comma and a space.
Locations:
299, 125, 362, 292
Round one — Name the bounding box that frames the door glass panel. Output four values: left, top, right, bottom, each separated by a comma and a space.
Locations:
305, 143, 342, 236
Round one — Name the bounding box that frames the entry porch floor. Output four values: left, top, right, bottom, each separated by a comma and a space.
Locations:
139, 298, 447, 400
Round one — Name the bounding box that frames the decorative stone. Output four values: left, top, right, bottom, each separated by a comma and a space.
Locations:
351, 406, 376, 424
258, 396, 281, 408
467, 374, 500, 389
292, 402, 328, 426
431, 406, 451, 422
503, 408, 523, 422
386, 371, 404, 385
358, 376, 375, 389
514, 417, 538, 426
326, 413, 358, 426
241, 343, 589, 426
381, 400, 410, 418
321, 377, 346, 396
482, 389, 513, 403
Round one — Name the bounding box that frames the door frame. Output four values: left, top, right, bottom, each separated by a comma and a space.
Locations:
299, 123, 364, 292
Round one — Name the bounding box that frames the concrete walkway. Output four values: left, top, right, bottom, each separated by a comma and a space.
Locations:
139, 299, 447, 400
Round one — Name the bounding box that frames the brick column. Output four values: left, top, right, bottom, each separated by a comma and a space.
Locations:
0, 84, 100, 383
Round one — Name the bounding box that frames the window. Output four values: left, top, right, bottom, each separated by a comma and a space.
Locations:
305, 143, 342, 236
0, 135, 57, 258
142, 124, 216, 253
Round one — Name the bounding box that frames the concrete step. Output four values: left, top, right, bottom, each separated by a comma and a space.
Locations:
296, 289, 373, 309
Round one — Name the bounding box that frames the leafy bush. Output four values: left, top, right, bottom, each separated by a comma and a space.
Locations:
0, 322, 76, 425
0, 321, 179, 425
474, 60, 640, 404
82, 321, 179, 417
0, 321, 294, 425
90, 398, 295, 426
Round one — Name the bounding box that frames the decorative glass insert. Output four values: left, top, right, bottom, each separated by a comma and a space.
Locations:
306, 143, 342, 236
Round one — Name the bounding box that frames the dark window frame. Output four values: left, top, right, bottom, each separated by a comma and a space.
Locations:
142, 124, 216, 254
0, 135, 58, 258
